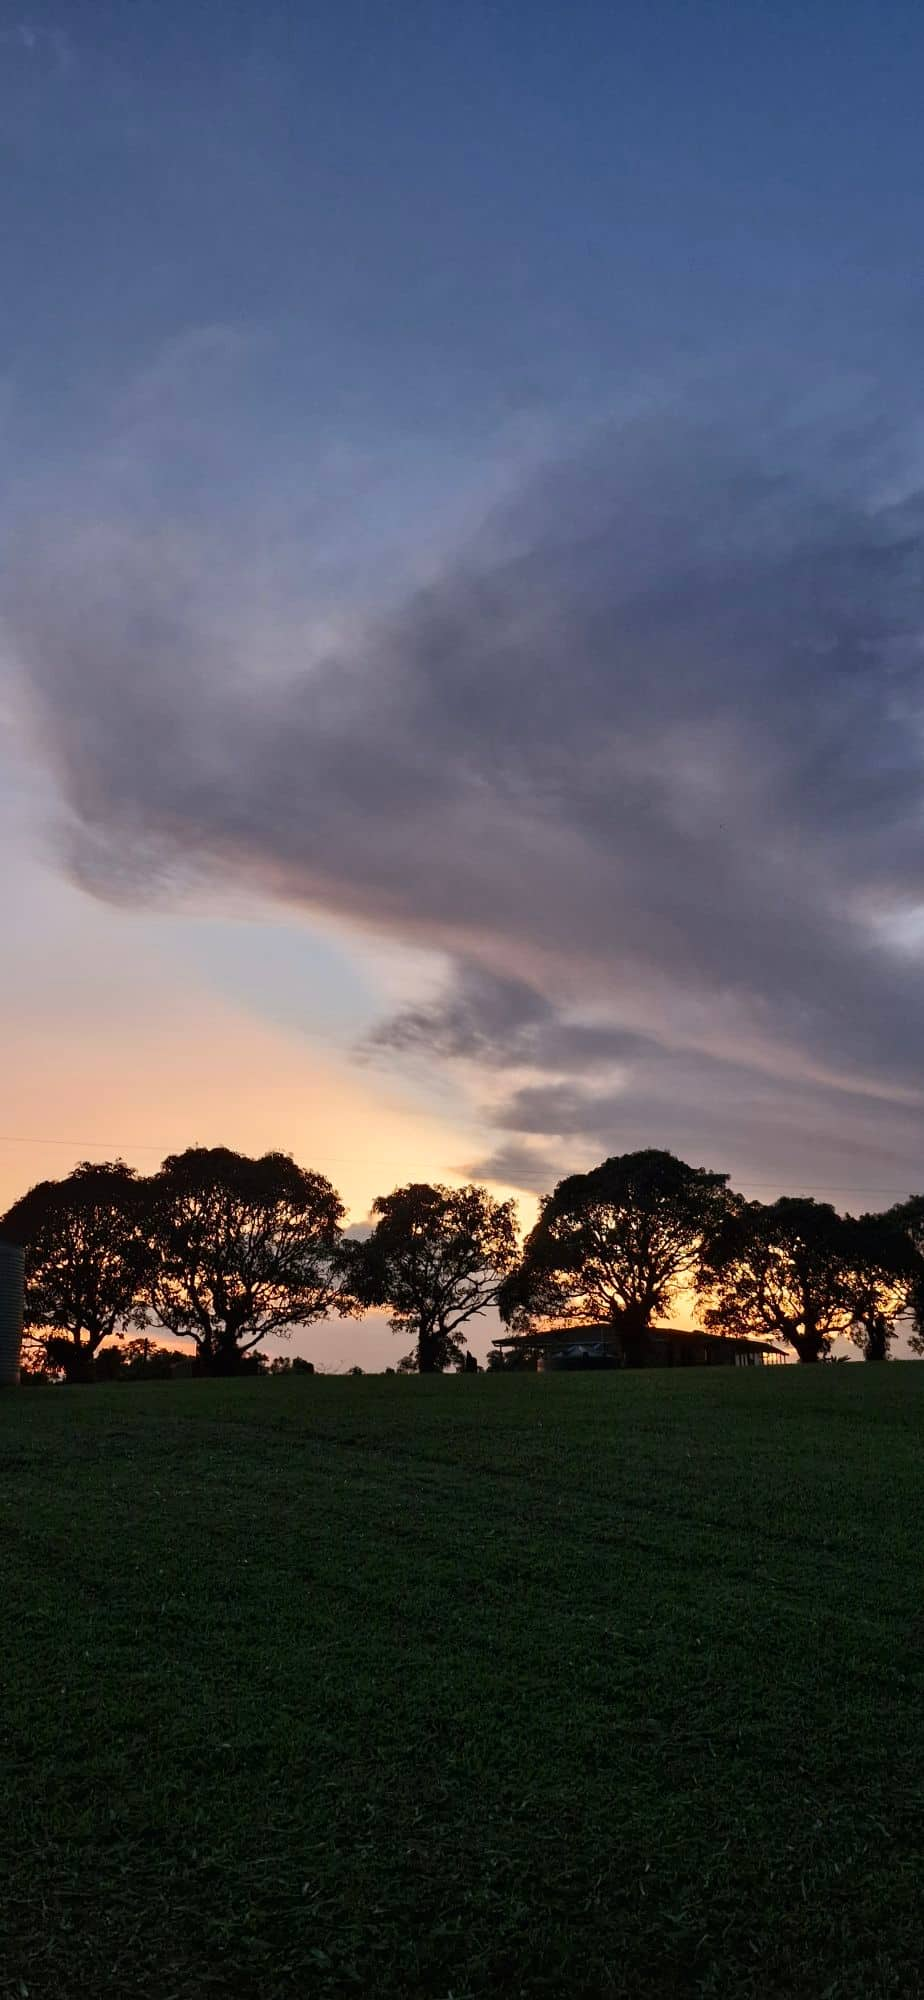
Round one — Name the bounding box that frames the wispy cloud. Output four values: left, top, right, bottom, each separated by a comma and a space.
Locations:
0, 19, 72, 73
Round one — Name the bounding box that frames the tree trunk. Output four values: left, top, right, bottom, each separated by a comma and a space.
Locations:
55, 1339, 96, 1384
618, 1302, 651, 1337
791, 1337, 825, 1364
64, 1354, 94, 1384
863, 1316, 889, 1362
207, 1332, 247, 1376
417, 1327, 439, 1374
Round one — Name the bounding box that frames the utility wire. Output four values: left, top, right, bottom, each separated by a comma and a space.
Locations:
0, 1134, 168, 1151
0, 1132, 921, 1197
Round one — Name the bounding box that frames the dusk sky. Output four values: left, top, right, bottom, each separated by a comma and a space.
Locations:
4, 3, 924, 1358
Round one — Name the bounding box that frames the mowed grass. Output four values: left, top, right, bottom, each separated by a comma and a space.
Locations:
2, 1370, 923, 2000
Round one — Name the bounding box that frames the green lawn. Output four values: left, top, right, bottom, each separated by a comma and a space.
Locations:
1, 1369, 923, 1999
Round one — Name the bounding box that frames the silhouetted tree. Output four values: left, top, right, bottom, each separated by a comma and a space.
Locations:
486, 1344, 537, 1371
840, 1212, 917, 1359
349, 1182, 518, 1373
0, 1161, 152, 1383
92, 1343, 128, 1381
883, 1196, 924, 1354
18, 1341, 54, 1384
698, 1197, 859, 1363
147, 1147, 349, 1375
123, 1337, 192, 1379
18, 1335, 55, 1382
93, 1337, 186, 1380
499, 1150, 729, 1340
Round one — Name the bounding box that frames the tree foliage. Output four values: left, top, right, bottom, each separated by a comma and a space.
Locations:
7, 1141, 924, 1384
486, 1343, 537, 1372
94, 1337, 193, 1381
349, 1182, 518, 1372
147, 1147, 349, 1374
0, 1161, 151, 1382
697, 1196, 866, 1363
839, 1212, 917, 1360
498, 1150, 729, 1337
883, 1197, 924, 1354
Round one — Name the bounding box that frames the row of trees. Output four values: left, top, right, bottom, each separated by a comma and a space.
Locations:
499, 1152, 924, 1365
0, 1152, 518, 1381
3, 1146, 924, 1381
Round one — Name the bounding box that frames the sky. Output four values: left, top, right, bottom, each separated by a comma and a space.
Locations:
3, 2, 924, 1365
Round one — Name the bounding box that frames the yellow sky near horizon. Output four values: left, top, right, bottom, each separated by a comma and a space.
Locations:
0, 781, 525, 1226
0, 780, 537, 1367
0, 996, 511, 1224
0, 989, 534, 1371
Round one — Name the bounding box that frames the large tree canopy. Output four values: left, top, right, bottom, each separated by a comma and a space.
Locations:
350, 1181, 518, 1373
147, 1147, 348, 1373
0, 1160, 151, 1382
840, 1211, 918, 1360
498, 1149, 730, 1337
697, 1196, 864, 1363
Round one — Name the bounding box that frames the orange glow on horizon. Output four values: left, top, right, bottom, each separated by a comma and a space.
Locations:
0, 991, 525, 1228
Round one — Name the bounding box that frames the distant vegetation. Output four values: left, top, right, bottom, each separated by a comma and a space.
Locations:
3, 1146, 924, 1377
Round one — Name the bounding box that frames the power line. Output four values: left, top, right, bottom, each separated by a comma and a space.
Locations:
0, 1135, 401, 1163
0, 1132, 921, 1197
0, 1134, 168, 1151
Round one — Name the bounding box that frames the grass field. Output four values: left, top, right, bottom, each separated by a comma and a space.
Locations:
2, 1369, 923, 1999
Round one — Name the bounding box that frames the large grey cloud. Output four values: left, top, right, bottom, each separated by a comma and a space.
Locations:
6, 392, 924, 1197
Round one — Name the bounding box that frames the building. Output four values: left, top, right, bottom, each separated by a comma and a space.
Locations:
491, 1323, 788, 1370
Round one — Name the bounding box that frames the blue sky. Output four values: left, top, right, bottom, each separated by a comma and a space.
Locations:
4, 0, 924, 1364
9, 2, 924, 456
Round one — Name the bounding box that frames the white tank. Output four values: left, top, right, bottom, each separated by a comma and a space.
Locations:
0, 1240, 24, 1386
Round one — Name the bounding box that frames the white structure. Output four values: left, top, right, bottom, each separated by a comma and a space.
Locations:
0, 1240, 24, 1385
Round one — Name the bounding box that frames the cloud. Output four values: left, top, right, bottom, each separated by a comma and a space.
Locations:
6, 381, 924, 1197
0, 20, 71, 66
457, 1140, 573, 1198
370, 967, 559, 1064
469, 1058, 924, 1200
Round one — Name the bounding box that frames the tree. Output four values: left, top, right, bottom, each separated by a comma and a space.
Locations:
0, 1161, 152, 1383
697, 1196, 860, 1363
18, 1341, 55, 1384
123, 1338, 192, 1379
882, 1197, 924, 1354
840, 1212, 917, 1360
349, 1182, 518, 1373
498, 1150, 729, 1341
147, 1147, 350, 1374
487, 1344, 537, 1371
93, 1337, 188, 1381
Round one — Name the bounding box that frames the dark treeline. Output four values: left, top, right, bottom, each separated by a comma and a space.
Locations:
3, 1145, 924, 1380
